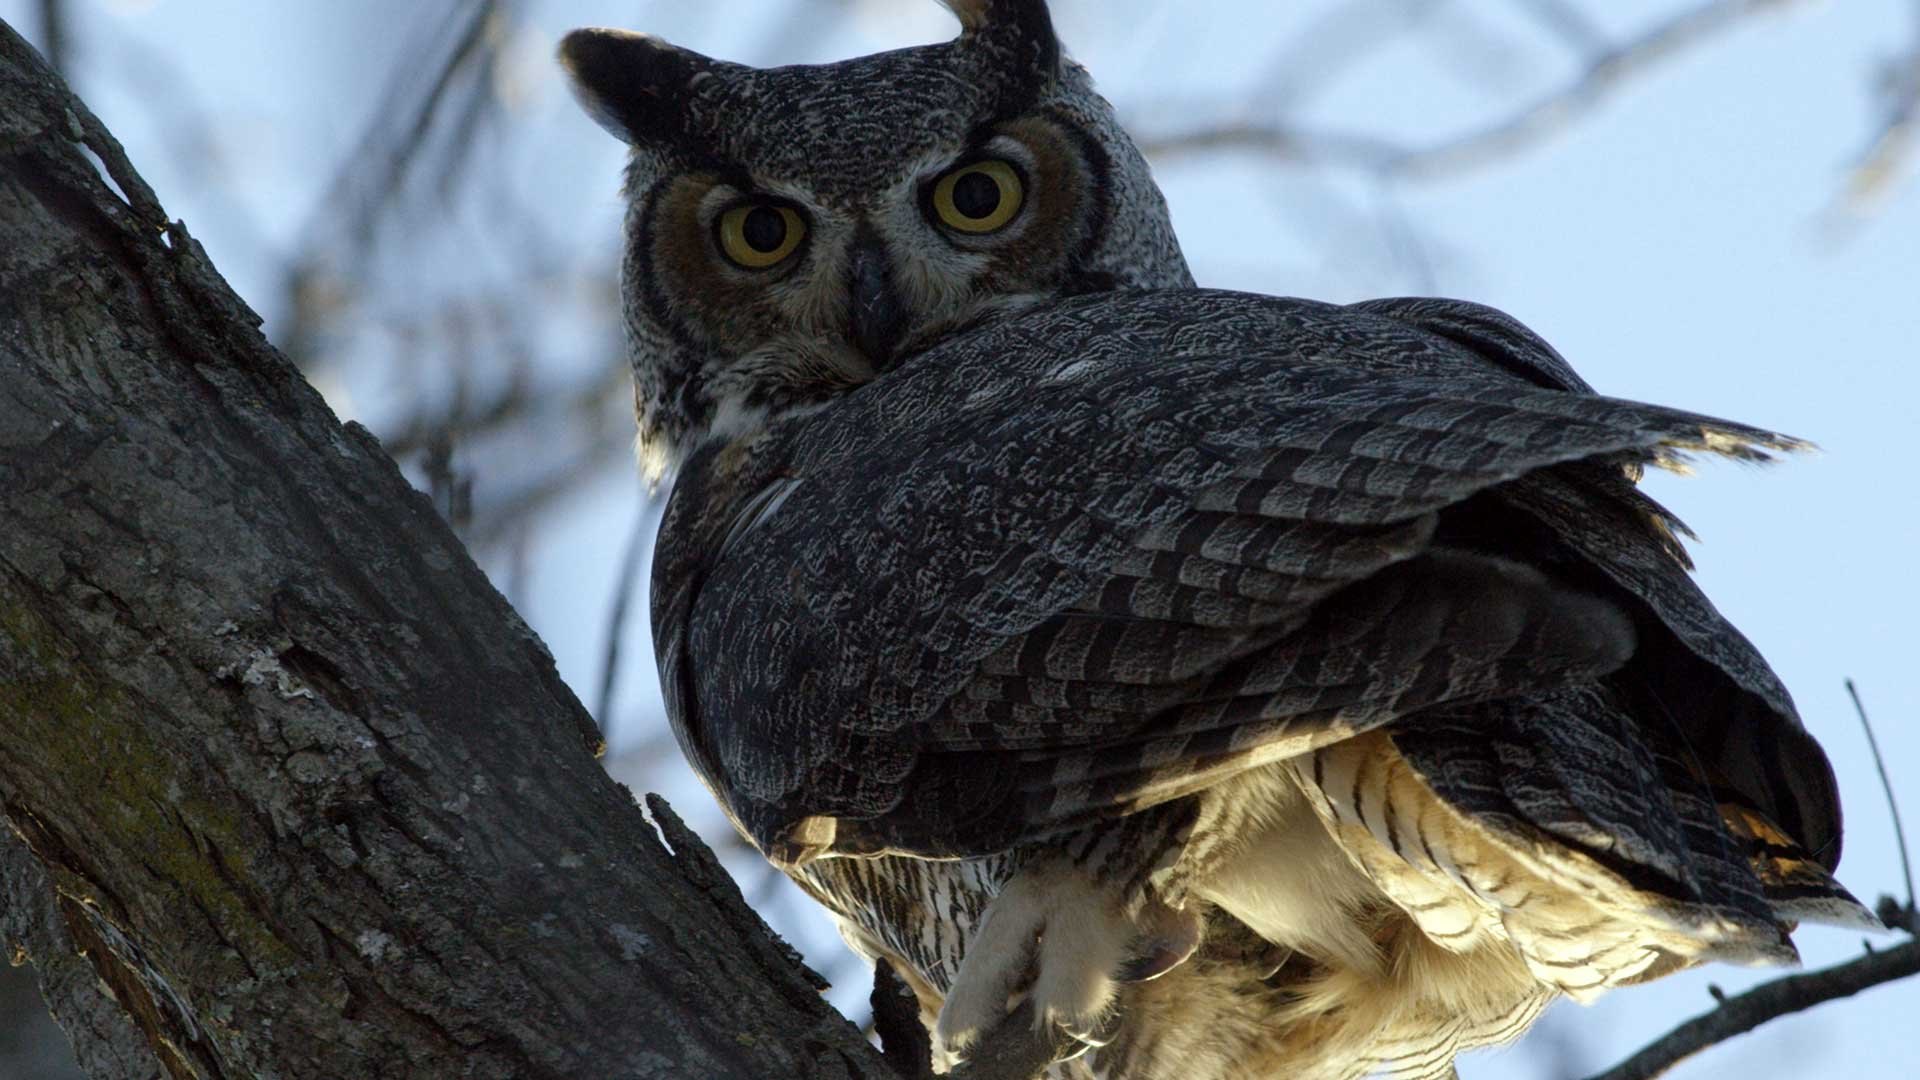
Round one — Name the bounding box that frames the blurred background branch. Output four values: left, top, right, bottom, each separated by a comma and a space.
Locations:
32, 0, 60, 74
1135, 0, 1805, 179
1823, 0, 1920, 232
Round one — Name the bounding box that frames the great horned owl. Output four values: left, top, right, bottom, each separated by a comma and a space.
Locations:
560, 3, 1874, 1077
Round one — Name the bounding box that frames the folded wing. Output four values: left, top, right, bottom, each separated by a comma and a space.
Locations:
652, 290, 1833, 886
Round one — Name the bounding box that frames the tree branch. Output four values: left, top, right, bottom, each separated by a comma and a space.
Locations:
1135, 0, 1806, 180
1585, 903, 1919, 1080
1826, 0, 1920, 224
0, 18, 895, 1078
1848, 679, 1915, 916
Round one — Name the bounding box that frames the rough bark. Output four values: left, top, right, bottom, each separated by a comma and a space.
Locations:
1, 831, 158, 1078
0, 19, 892, 1080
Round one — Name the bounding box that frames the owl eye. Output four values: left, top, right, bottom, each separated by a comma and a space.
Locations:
930, 160, 1024, 235
718, 203, 806, 269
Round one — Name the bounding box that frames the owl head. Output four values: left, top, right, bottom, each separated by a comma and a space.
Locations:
561, 0, 1192, 481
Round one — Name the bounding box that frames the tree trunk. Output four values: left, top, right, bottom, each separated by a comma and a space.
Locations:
0, 19, 890, 1079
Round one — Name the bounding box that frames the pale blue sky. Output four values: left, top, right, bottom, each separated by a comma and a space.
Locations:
5, 1, 1914, 1076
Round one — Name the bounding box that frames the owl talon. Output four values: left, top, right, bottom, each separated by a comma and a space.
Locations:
1118, 903, 1203, 983
1058, 1010, 1121, 1047
935, 857, 1193, 1067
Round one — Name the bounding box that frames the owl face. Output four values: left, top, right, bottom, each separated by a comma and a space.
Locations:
563, 0, 1192, 480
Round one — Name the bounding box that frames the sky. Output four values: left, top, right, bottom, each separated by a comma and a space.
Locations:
2, 1, 1915, 1077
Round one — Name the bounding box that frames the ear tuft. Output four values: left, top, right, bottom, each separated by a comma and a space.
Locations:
558, 28, 714, 147
938, 0, 994, 31
941, 0, 1060, 88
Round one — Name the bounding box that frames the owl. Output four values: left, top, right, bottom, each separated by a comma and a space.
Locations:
560, 3, 1875, 1078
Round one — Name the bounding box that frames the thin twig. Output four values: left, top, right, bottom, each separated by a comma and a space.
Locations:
1244, 0, 1440, 115
305, 0, 504, 256
1510, 0, 1613, 58
1369, 179, 1439, 295
1847, 678, 1915, 915
1583, 910, 1918, 1080
1826, 0, 1920, 222
594, 494, 660, 734
35, 0, 66, 76
378, 362, 628, 461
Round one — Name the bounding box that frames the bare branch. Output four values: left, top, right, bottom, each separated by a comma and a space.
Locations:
34, 0, 64, 76
1509, 0, 1613, 58
1136, 0, 1806, 181
1584, 905, 1919, 1080
595, 494, 661, 733
1847, 679, 1916, 916
1825, 0, 1920, 223
274, 3, 533, 376
300, 0, 505, 258
1240, 0, 1440, 115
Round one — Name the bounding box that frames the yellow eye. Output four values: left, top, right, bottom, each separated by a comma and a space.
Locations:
931, 159, 1023, 234
717, 203, 805, 269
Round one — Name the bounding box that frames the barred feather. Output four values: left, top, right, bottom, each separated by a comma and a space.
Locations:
650, 290, 1860, 1079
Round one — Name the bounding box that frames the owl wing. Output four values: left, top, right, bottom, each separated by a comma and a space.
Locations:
652, 289, 1829, 872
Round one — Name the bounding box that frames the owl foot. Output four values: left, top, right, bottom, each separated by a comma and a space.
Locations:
932, 857, 1200, 1068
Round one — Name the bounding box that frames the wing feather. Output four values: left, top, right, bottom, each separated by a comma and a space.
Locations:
651, 289, 1819, 864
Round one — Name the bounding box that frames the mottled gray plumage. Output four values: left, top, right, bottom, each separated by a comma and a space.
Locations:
561, 4, 1871, 1078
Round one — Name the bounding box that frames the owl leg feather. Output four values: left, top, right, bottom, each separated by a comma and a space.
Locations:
933, 805, 1203, 1068
934, 854, 1125, 1057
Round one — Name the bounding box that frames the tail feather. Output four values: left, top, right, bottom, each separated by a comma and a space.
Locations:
1717, 799, 1882, 930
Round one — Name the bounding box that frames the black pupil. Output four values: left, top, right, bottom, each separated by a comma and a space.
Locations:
741, 206, 787, 252
952, 171, 1001, 220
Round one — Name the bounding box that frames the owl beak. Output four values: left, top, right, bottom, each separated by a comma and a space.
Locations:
847, 236, 907, 371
